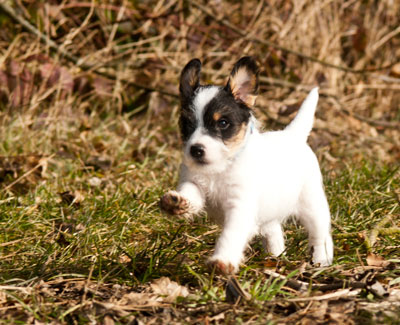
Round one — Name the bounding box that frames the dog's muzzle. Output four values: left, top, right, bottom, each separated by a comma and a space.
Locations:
190, 144, 207, 164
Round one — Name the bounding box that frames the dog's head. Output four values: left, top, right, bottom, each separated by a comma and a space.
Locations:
179, 57, 259, 173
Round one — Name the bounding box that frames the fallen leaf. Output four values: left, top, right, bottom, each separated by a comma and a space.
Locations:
369, 281, 388, 297
150, 277, 189, 302
7, 60, 34, 107
40, 63, 73, 91
119, 292, 163, 307
342, 243, 351, 251
45, 3, 64, 20
118, 254, 132, 264
88, 177, 102, 187
59, 190, 84, 206
264, 258, 278, 268
93, 76, 114, 97
366, 253, 390, 267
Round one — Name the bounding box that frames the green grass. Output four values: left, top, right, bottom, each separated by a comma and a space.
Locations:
1, 127, 399, 324
0, 92, 399, 323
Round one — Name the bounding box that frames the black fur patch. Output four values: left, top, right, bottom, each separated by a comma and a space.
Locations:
178, 57, 258, 144
179, 59, 201, 143
179, 86, 251, 143
179, 108, 197, 143
202, 88, 250, 142
180, 59, 201, 107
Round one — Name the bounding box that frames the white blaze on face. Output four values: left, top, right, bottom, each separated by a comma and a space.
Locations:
183, 86, 229, 172
192, 86, 220, 127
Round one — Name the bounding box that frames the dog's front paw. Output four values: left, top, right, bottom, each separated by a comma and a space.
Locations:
160, 190, 191, 216
207, 257, 238, 275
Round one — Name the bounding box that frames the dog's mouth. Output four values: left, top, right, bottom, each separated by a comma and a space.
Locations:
191, 156, 209, 165
183, 152, 209, 167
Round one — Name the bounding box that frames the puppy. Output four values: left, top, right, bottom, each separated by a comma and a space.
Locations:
160, 57, 333, 274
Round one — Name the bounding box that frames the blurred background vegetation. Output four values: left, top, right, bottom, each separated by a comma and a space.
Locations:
0, 0, 399, 176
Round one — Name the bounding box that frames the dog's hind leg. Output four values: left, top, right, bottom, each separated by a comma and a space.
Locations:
298, 177, 333, 266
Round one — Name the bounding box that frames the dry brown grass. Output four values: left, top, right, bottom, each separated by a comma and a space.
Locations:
1, 0, 399, 169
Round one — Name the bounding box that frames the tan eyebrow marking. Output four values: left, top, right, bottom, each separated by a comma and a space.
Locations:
225, 122, 247, 153
213, 112, 222, 121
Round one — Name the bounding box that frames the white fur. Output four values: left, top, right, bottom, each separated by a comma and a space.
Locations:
193, 86, 220, 127
175, 88, 333, 272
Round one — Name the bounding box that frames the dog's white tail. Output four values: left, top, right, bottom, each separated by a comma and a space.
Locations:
285, 87, 319, 142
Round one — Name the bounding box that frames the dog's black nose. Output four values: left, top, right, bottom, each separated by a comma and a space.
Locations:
190, 144, 205, 159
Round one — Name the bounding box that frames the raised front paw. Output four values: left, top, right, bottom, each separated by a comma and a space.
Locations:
160, 190, 191, 216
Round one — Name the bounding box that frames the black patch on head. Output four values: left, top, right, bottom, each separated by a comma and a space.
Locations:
179, 108, 197, 143
178, 57, 257, 144
179, 59, 202, 143
180, 59, 201, 107
203, 88, 251, 142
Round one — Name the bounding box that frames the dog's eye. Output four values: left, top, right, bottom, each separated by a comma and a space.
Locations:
217, 118, 230, 130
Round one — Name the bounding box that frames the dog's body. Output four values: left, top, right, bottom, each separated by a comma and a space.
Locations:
161, 57, 333, 273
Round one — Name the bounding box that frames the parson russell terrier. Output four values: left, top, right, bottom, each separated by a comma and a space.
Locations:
160, 57, 333, 274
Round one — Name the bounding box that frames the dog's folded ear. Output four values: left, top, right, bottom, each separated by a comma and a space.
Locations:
180, 59, 201, 102
226, 57, 259, 107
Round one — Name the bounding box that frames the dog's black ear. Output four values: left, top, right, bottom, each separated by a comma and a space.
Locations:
180, 59, 201, 102
225, 57, 259, 107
